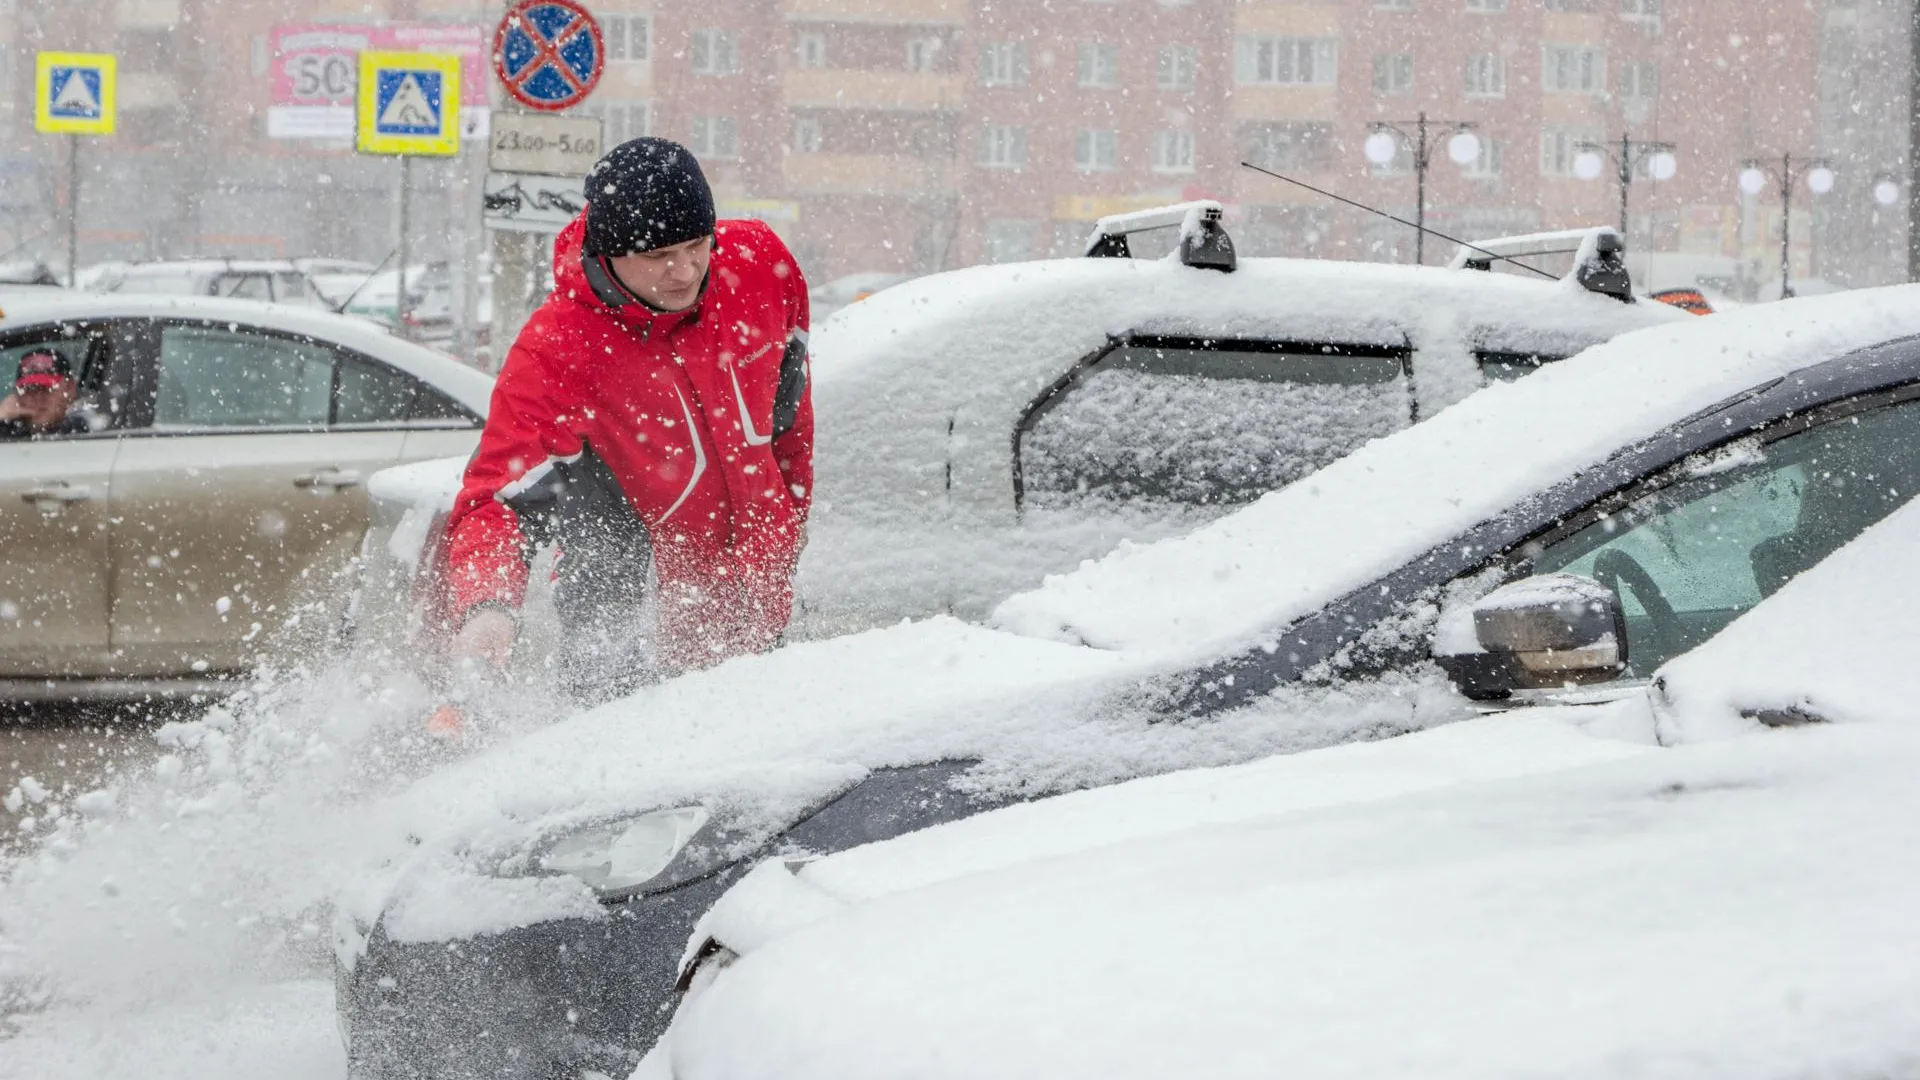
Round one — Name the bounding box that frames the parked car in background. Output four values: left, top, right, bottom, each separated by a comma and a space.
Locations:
84, 258, 346, 310
313, 262, 487, 354
649, 490, 1920, 1080
332, 285, 1920, 1080
0, 260, 60, 287
0, 290, 491, 700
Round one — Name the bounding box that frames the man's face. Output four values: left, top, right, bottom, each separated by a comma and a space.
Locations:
608, 235, 714, 313
15, 379, 76, 429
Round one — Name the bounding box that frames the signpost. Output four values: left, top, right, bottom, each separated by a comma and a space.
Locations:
487, 0, 606, 368
35, 52, 116, 286
493, 0, 605, 112
358, 50, 461, 332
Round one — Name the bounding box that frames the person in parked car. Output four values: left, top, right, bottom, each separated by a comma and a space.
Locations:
0, 350, 90, 439
444, 137, 814, 699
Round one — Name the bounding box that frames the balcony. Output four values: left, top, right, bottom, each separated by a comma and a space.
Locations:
784, 69, 963, 111
783, 153, 955, 197
785, 0, 967, 25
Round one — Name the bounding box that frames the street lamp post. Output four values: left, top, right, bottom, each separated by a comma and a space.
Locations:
1739, 153, 1834, 299
1573, 134, 1677, 240
1364, 111, 1480, 265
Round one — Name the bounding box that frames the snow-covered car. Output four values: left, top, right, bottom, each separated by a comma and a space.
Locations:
363, 212, 1681, 647
0, 290, 491, 699
86, 258, 341, 309
333, 287, 1920, 1080
647, 494, 1920, 1080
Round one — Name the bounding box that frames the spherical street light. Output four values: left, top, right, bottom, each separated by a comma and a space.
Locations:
1806, 166, 1836, 195
1446, 130, 1482, 166
1572, 150, 1605, 181
1363, 130, 1400, 166
1647, 151, 1678, 182
1738, 167, 1768, 195
1874, 179, 1902, 207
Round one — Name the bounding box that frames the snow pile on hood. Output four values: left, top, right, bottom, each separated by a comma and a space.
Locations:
651, 707, 1920, 1080
993, 285, 1920, 663
795, 256, 1677, 635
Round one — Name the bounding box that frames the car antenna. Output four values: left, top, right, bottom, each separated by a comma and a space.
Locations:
1238, 161, 1558, 281
334, 248, 400, 315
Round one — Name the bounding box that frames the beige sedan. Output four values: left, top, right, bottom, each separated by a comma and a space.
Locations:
0, 289, 492, 700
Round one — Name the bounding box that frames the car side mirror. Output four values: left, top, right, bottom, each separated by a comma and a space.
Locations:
1434, 573, 1628, 701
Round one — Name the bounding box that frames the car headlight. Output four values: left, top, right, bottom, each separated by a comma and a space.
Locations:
538, 807, 712, 895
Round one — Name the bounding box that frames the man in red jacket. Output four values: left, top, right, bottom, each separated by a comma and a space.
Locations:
444, 138, 813, 698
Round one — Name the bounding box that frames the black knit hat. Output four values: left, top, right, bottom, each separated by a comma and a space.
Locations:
582, 138, 717, 257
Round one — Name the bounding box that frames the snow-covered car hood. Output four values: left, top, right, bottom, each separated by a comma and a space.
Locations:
994, 284, 1920, 664
646, 495, 1920, 1080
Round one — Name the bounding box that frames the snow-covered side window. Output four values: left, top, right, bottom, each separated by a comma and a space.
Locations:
1017, 337, 1413, 510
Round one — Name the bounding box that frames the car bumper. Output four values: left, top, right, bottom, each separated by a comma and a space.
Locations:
338, 868, 741, 1080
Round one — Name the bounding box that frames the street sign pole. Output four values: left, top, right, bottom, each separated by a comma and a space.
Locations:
398, 156, 412, 330
66, 136, 78, 287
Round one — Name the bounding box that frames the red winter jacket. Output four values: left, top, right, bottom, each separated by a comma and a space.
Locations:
444, 215, 813, 671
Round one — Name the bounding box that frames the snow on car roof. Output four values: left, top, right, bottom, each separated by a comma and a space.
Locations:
811, 255, 1682, 519
993, 285, 1920, 663
650, 496, 1920, 1080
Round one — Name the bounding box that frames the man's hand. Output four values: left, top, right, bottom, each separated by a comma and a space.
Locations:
452, 607, 517, 671
0, 394, 24, 421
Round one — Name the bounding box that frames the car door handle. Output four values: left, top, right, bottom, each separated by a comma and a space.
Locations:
21, 482, 91, 505
293, 468, 362, 491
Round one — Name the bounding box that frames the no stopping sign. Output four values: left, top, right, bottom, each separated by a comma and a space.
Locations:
493, 0, 604, 112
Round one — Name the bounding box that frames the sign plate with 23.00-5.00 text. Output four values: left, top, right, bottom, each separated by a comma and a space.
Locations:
489, 112, 602, 176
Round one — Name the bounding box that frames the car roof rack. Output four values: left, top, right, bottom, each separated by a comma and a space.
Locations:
1083, 199, 1237, 273
1447, 225, 1635, 303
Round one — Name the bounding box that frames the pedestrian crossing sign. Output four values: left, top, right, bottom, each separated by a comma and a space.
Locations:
357, 50, 461, 156
35, 52, 117, 136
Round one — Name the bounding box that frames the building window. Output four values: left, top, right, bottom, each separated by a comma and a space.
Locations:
1622, 0, 1661, 18
1241, 121, 1334, 171
795, 32, 826, 69
1074, 128, 1119, 170
792, 116, 823, 154
1372, 53, 1413, 95
605, 15, 650, 64
1465, 0, 1506, 10
1462, 136, 1503, 177
1157, 45, 1196, 90
1375, 0, 1413, 9
979, 43, 1029, 86
1078, 42, 1119, 87
1235, 37, 1339, 86
589, 100, 652, 144
983, 220, 1034, 264
1619, 59, 1658, 101
1540, 127, 1601, 175
1544, 0, 1596, 8
907, 37, 943, 73
977, 123, 1028, 169
690, 115, 739, 159
691, 29, 739, 76
1542, 45, 1605, 93
1464, 53, 1506, 97
1152, 129, 1195, 173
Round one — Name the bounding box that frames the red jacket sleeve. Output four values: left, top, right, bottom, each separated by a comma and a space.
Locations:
443, 329, 585, 626
772, 252, 814, 515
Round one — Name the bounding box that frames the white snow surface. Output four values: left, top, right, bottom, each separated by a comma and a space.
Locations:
648, 504, 1920, 1079
994, 285, 1920, 661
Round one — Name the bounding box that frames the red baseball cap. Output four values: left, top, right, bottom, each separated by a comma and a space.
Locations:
14, 349, 73, 390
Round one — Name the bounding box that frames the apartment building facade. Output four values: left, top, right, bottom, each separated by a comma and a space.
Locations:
2, 0, 1893, 290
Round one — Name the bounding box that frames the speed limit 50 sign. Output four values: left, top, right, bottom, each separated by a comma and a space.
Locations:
267, 23, 489, 141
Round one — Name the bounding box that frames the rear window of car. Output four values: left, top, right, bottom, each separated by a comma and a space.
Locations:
1015, 335, 1413, 510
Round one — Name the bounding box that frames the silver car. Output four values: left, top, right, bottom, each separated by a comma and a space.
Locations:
0, 290, 492, 699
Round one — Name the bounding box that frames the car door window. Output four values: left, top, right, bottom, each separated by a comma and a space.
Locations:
1477, 350, 1571, 383
153, 324, 334, 429
334, 356, 418, 425
1516, 396, 1920, 674
214, 273, 272, 301
1016, 335, 1414, 510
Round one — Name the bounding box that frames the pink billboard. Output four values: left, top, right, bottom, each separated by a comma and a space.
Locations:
269, 23, 489, 110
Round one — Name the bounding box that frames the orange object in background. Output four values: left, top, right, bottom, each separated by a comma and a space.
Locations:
425, 704, 467, 738
1651, 288, 1714, 315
